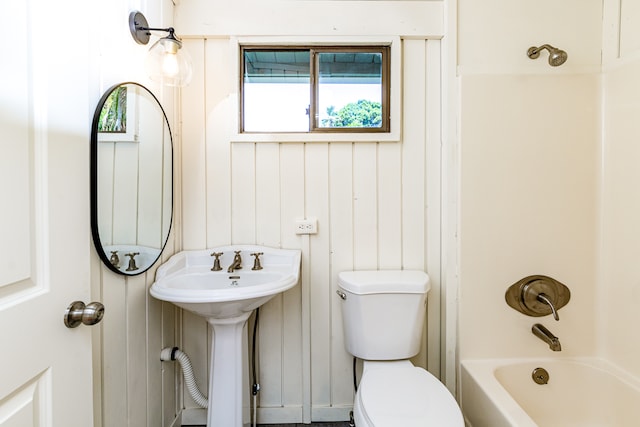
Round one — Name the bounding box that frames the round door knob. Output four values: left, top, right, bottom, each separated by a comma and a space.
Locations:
64, 301, 105, 328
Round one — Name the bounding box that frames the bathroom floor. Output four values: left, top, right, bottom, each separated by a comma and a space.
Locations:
258, 424, 351, 427
193, 424, 350, 427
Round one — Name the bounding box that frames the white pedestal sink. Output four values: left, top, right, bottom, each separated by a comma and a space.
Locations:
151, 245, 301, 427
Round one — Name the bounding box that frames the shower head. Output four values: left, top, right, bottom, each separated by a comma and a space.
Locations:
527, 44, 568, 67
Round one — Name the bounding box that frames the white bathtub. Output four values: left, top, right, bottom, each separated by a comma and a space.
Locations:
461, 358, 640, 427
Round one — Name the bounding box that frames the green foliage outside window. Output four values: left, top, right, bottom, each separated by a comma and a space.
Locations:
98, 86, 127, 133
322, 99, 382, 128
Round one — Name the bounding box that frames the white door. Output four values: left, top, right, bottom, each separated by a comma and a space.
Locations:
0, 1, 95, 425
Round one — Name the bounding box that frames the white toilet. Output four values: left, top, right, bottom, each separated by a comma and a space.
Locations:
338, 270, 464, 427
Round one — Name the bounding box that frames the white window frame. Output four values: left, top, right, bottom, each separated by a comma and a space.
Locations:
231, 36, 401, 143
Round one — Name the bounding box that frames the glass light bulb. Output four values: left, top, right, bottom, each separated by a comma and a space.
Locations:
162, 53, 180, 77
145, 37, 193, 87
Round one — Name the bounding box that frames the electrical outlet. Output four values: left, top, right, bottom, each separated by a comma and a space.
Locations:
295, 218, 318, 235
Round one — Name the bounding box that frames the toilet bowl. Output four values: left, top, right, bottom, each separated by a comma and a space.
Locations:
338, 270, 464, 427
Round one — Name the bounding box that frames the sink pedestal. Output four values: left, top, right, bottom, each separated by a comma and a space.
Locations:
206, 312, 252, 427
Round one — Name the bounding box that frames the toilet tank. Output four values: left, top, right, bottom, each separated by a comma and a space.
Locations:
338, 270, 430, 360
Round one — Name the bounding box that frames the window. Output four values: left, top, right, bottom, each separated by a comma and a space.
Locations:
241, 46, 390, 134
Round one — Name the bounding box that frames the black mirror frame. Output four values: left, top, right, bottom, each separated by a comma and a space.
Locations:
90, 82, 173, 276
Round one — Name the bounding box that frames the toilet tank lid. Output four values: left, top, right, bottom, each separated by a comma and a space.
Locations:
338, 270, 430, 295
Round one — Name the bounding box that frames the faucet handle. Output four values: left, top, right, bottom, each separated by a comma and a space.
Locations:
536, 293, 559, 321
251, 252, 264, 270
505, 275, 570, 320
109, 251, 120, 267
210, 252, 223, 271
125, 252, 139, 272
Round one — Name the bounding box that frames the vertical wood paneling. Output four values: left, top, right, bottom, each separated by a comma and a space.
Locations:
113, 144, 139, 243
306, 144, 332, 414
178, 38, 211, 413
138, 96, 165, 248
279, 145, 305, 408
353, 143, 379, 269
178, 36, 441, 424
95, 2, 181, 427
127, 274, 149, 427
161, 301, 179, 426
377, 143, 403, 269
401, 40, 427, 271
425, 40, 443, 375
101, 273, 128, 426
181, 39, 207, 249
205, 38, 233, 247
181, 309, 209, 409
146, 262, 163, 427
97, 144, 115, 243
254, 143, 283, 417
258, 289, 285, 408
403, 39, 429, 370
231, 143, 256, 243
256, 143, 282, 246
328, 143, 355, 408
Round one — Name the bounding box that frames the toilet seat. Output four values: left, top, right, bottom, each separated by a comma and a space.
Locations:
355, 362, 464, 427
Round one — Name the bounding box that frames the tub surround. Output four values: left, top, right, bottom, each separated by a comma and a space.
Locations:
458, 0, 601, 363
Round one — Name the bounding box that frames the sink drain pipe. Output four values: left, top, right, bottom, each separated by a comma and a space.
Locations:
160, 347, 208, 408
160, 309, 261, 421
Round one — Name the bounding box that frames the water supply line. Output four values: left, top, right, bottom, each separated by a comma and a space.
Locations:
251, 308, 261, 427
160, 347, 208, 408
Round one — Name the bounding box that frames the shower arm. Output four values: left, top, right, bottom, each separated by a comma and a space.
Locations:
527, 44, 554, 59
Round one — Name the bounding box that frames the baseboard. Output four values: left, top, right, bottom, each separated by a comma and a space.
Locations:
181, 408, 206, 425
179, 405, 353, 425
256, 406, 303, 423
168, 413, 183, 427
311, 405, 353, 422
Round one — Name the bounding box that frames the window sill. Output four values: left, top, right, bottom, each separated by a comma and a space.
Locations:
231, 130, 400, 143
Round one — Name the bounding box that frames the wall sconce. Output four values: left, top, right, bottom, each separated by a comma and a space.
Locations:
129, 11, 193, 87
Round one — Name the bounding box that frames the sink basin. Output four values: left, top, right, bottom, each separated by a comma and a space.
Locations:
150, 245, 301, 427
151, 245, 301, 319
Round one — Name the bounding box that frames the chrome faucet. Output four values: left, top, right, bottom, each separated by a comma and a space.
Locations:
532, 323, 561, 351
227, 251, 243, 273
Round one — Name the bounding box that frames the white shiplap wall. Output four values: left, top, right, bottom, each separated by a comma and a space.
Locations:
178, 35, 442, 423
91, 1, 182, 427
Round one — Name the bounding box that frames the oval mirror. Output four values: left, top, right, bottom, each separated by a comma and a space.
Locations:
91, 82, 173, 275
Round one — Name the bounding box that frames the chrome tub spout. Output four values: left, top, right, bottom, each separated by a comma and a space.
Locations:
532, 323, 561, 351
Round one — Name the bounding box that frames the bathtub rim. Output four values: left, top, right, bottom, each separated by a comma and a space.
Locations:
460, 356, 640, 427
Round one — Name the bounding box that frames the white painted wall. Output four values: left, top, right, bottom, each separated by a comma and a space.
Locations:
458, 0, 602, 361
600, 0, 640, 379
88, 1, 181, 427
175, 0, 445, 423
